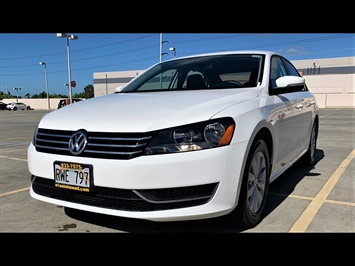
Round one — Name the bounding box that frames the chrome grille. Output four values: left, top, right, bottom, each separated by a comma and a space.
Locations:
35, 128, 154, 159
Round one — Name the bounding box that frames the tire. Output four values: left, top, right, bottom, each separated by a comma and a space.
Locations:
301, 122, 318, 166
13, 107, 17, 111
228, 139, 270, 228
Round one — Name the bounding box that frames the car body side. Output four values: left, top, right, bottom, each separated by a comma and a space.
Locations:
6, 102, 31, 110
0, 101, 7, 110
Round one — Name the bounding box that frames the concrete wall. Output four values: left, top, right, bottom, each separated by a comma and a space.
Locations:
303, 74, 354, 108
1, 98, 83, 110
291, 56, 354, 108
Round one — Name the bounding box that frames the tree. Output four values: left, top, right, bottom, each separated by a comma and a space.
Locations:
73, 84, 94, 99
31, 91, 48, 98
0, 91, 14, 99
83, 84, 94, 98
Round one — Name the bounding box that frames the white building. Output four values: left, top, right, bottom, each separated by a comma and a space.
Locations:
93, 70, 143, 97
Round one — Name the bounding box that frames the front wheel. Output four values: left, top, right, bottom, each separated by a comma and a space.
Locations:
227, 139, 270, 228
301, 121, 318, 165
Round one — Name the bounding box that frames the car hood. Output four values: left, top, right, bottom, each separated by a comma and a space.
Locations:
39, 89, 259, 132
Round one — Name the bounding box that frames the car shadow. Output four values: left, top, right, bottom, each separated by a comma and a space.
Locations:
261, 148, 325, 220
64, 148, 325, 233
64, 207, 243, 233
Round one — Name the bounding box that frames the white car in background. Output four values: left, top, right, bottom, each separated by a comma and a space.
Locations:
6, 102, 31, 111
28, 50, 319, 228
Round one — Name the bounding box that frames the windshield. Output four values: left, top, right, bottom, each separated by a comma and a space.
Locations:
120, 53, 265, 93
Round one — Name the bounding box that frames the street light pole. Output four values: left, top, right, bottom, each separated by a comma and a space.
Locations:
160, 33, 163, 62
57, 33, 78, 105
105, 74, 108, 95
13, 88, 21, 102
169, 47, 176, 58
160, 33, 169, 62
66, 36, 72, 104
39, 62, 50, 109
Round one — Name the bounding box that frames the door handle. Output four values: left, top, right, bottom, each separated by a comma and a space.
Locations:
296, 104, 303, 110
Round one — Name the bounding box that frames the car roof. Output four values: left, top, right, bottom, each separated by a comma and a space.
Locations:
167, 50, 279, 61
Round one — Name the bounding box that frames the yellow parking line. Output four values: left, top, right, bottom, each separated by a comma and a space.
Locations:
0, 148, 27, 153
0, 187, 30, 197
270, 192, 355, 207
325, 199, 355, 207
0, 155, 27, 161
289, 148, 355, 232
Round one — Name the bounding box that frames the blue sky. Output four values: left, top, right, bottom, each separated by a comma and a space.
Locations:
0, 33, 354, 97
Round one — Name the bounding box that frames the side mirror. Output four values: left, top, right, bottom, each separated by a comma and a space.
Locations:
275, 76, 305, 87
114, 86, 124, 93
270, 76, 306, 95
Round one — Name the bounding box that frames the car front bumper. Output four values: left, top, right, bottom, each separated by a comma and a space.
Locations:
28, 141, 248, 221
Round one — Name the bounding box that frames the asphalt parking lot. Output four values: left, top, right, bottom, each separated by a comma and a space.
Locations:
0, 108, 354, 233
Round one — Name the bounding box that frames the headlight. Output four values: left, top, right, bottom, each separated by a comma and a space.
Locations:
144, 118, 235, 155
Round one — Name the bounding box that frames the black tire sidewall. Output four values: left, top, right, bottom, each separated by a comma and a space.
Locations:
302, 122, 318, 165
233, 139, 270, 228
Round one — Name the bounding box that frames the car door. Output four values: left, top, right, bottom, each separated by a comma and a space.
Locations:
281, 57, 316, 156
269, 56, 303, 178
295, 91, 317, 154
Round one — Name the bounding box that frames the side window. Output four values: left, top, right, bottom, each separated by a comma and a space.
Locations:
282, 58, 301, 77
270, 56, 287, 87
138, 69, 178, 91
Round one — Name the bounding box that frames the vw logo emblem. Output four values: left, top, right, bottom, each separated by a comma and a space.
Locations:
69, 131, 88, 155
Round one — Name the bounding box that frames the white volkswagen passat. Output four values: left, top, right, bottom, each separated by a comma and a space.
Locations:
28, 50, 319, 228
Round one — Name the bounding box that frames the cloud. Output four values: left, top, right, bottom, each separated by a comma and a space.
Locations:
279, 46, 308, 56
